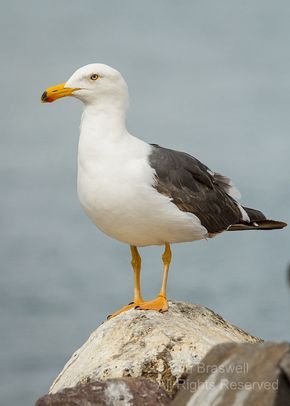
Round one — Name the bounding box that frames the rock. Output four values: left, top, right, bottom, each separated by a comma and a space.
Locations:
172, 341, 290, 405
49, 301, 260, 396
36, 377, 171, 406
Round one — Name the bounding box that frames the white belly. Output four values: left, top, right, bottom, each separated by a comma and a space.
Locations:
77, 134, 207, 247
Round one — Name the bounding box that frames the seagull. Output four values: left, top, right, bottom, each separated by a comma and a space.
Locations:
41, 64, 287, 318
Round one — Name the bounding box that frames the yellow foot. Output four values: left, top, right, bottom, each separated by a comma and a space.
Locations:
107, 300, 143, 319
135, 295, 168, 313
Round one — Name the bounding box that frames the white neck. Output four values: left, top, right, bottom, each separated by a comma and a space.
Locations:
78, 102, 131, 169
81, 101, 127, 138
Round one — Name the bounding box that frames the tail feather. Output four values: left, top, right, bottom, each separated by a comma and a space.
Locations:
228, 206, 287, 231
228, 220, 287, 231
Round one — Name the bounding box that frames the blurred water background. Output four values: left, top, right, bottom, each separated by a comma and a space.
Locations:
1, 1, 290, 405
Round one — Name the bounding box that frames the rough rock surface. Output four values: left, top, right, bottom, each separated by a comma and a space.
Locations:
49, 301, 260, 395
172, 341, 290, 406
36, 377, 171, 406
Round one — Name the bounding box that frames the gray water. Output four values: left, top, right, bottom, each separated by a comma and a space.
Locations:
1, 1, 290, 405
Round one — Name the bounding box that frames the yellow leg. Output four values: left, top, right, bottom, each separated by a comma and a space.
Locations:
136, 243, 171, 312
160, 242, 171, 298
108, 245, 144, 319
131, 246, 144, 303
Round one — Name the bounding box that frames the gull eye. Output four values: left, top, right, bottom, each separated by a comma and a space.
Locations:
90, 74, 99, 81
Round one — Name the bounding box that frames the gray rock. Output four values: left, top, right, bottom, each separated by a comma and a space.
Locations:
49, 301, 260, 396
172, 341, 290, 405
36, 377, 171, 406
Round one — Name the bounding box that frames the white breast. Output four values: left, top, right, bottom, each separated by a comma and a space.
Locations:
77, 129, 207, 247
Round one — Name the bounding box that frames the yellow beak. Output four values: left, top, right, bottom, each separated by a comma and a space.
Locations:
41, 83, 80, 103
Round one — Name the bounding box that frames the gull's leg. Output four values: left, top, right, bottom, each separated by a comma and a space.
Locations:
136, 243, 171, 312
108, 245, 144, 319
130, 245, 144, 303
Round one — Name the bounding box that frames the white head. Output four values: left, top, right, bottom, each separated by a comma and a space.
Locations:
41, 63, 129, 112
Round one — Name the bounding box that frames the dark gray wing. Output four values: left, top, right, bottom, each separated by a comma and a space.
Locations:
149, 144, 242, 234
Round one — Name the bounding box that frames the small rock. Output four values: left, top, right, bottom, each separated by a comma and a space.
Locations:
36, 378, 170, 406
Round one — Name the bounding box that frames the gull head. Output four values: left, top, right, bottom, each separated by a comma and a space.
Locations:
41, 63, 129, 109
